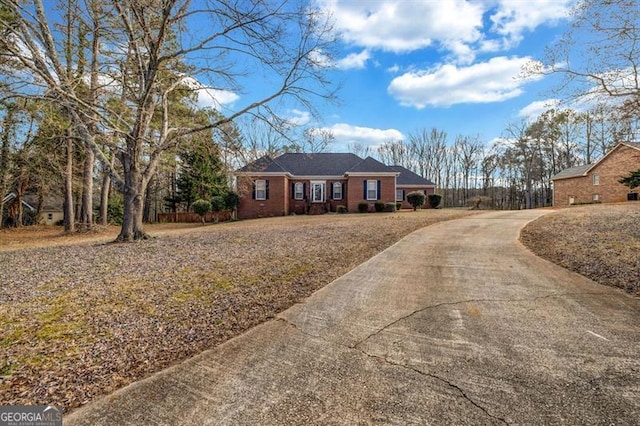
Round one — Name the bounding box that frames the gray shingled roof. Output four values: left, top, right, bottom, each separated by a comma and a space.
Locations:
551, 164, 591, 180
237, 153, 398, 176
389, 166, 436, 186
272, 153, 364, 175
236, 156, 286, 173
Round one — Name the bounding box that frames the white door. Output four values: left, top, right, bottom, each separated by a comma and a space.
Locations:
311, 181, 325, 203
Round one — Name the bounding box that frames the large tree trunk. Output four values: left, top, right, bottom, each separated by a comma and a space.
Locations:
0, 106, 15, 229
79, 148, 94, 230
116, 154, 148, 241
99, 160, 112, 226
64, 135, 75, 233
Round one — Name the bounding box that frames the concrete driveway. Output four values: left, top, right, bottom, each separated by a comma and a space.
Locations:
67, 210, 640, 425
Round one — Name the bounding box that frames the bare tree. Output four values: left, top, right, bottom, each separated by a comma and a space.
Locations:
347, 142, 371, 158
377, 139, 411, 168
295, 127, 334, 153
1, 0, 336, 241
531, 0, 640, 119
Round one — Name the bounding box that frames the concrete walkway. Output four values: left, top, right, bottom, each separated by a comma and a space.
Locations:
67, 210, 640, 425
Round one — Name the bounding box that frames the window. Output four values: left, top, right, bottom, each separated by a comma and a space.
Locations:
255, 179, 267, 200
592, 174, 600, 185
593, 194, 599, 201
366, 180, 378, 200
396, 189, 404, 201
47, 213, 53, 220
569, 196, 575, 205
333, 182, 342, 200
294, 182, 304, 200
311, 181, 325, 203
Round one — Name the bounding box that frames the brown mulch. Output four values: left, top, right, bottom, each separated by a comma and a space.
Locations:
0, 210, 477, 412
520, 203, 640, 295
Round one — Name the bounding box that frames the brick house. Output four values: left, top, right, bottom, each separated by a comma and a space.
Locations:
235, 153, 437, 219
551, 142, 640, 207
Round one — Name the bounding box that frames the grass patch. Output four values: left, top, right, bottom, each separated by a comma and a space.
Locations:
521, 203, 640, 294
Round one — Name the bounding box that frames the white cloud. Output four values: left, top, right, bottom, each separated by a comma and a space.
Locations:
182, 76, 239, 109
488, 0, 575, 50
386, 64, 400, 73
309, 49, 333, 68
335, 49, 371, 70
318, 0, 575, 62
387, 56, 543, 108
518, 99, 561, 120
318, 0, 483, 55
320, 123, 403, 146
286, 109, 311, 126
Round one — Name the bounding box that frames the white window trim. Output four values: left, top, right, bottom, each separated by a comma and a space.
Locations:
255, 179, 267, 200
396, 189, 404, 202
593, 193, 599, 201
311, 180, 325, 203
294, 182, 304, 200
333, 182, 343, 200
592, 174, 600, 185
366, 180, 378, 201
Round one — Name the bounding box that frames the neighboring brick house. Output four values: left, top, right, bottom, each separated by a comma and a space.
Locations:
235, 153, 437, 219
551, 142, 640, 207
389, 166, 437, 209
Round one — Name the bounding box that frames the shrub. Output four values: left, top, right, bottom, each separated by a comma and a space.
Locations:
192, 199, 211, 224
358, 201, 369, 213
107, 196, 124, 225
337, 205, 348, 214
384, 202, 397, 212
211, 195, 226, 222
374, 201, 385, 212
428, 193, 442, 209
395, 202, 402, 211
224, 191, 240, 211
407, 191, 426, 211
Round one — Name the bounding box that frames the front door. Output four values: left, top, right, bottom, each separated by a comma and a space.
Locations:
311, 181, 325, 203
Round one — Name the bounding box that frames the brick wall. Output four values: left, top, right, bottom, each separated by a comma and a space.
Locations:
237, 175, 288, 219
346, 176, 396, 212
287, 179, 348, 214
554, 144, 640, 207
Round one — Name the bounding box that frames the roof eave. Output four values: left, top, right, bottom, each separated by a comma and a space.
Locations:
345, 172, 400, 177
234, 171, 291, 177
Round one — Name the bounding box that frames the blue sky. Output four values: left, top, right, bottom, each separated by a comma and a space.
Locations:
314, 0, 576, 151
203, 0, 579, 152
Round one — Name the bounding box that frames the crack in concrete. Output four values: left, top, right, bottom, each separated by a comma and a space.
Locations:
358, 350, 511, 425
351, 291, 610, 350
276, 316, 510, 424
276, 291, 609, 424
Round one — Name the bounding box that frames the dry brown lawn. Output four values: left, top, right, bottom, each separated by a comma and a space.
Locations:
0, 209, 478, 412
520, 203, 640, 295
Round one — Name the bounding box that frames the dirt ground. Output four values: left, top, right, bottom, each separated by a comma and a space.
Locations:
520, 202, 640, 295
0, 210, 478, 411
